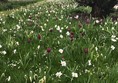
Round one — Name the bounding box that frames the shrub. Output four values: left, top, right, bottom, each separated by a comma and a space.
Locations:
75, 0, 117, 17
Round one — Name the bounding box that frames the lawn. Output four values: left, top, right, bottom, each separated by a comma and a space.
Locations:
0, 0, 118, 83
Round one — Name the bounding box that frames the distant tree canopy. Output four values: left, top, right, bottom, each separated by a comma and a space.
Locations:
0, 0, 8, 2
75, 0, 118, 17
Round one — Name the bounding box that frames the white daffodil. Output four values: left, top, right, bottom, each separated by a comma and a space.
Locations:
111, 35, 116, 38
30, 31, 34, 34
66, 31, 70, 36
114, 5, 118, 9
13, 49, 17, 54
111, 45, 115, 50
88, 60, 92, 66
74, 15, 79, 19
61, 61, 66, 67
115, 22, 118, 25
3, 29, 7, 32
72, 72, 78, 78
7, 76, 11, 81
16, 25, 21, 30
60, 35, 63, 38
0, 45, 2, 48
37, 45, 40, 49
111, 35, 117, 42
95, 47, 98, 51
16, 42, 19, 46
59, 49, 63, 54
95, 20, 100, 23
111, 38, 117, 42
59, 30, 62, 33
57, 26, 60, 31
1, 51, 7, 55
56, 71, 62, 78
112, 27, 115, 30
44, 23, 47, 26
58, 41, 60, 44
116, 38, 118, 40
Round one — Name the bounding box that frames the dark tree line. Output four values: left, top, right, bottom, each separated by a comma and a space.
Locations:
0, 0, 8, 2
75, 0, 118, 17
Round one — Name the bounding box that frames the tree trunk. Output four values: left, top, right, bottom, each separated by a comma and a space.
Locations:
91, 4, 103, 17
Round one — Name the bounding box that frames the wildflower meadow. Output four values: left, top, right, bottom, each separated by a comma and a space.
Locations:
0, 0, 118, 83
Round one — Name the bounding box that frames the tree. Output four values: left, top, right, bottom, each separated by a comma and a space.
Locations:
0, 0, 8, 2
75, 0, 118, 17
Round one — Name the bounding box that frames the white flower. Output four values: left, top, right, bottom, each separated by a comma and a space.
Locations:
111, 35, 116, 38
111, 38, 117, 42
56, 71, 62, 78
1, 51, 7, 55
59, 49, 63, 54
74, 15, 79, 19
85, 69, 89, 73
3, 29, 7, 32
60, 35, 63, 38
69, 22, 71, 24
44, 23, 47, 26
48, 14, 50, 16
116, 38, 118, 40
55, 25, 57, 28
13, 49, 16, 54
105, 22, 107, 25
61, 27, 64, 30
114, 5, 118, 9
0, 45, 2, 48
95, 20, 100, 23
30, 31, 34, 34
61, 61, 66, 67
111, 35, 117, 42
95, 47, 98, 51
88, 60, 92, 66
115, 22, 118, 25
72, 72, 78, 78
41, 28, 44, 31
66, 31, 70, 36
16, 42, 19, 46
112, 27, 115, 30
37, 45, 40, 49
59, 30, 62, 33
7, 76, 11, 81
57, 26, 60, 31
111, 45, 115, 50
58, 41, 60, 44
16, 25, 21, 30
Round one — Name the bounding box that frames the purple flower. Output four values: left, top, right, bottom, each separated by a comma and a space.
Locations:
86, 19, 90, 24
28, 38, 32, 43
84, 48, 89, 54
47, 48, 51, 53
37, 34, 41, 40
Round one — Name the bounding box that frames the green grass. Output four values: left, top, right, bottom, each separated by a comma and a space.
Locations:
0, 0, 118, 83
